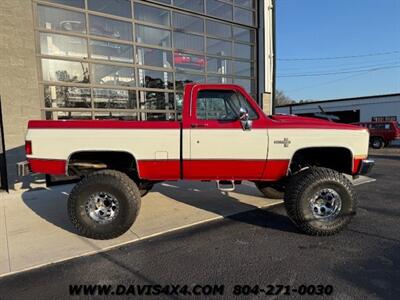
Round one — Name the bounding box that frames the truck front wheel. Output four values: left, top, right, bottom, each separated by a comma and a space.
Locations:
68, 169, 141, 240
284, 167, 356, 236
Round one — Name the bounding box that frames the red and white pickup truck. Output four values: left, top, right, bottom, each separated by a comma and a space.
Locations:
24, 84, 374, 239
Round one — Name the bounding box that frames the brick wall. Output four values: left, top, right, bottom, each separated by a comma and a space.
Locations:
0, 0, 41, 189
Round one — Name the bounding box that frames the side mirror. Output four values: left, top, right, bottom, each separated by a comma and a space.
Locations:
239, 107, 252, 131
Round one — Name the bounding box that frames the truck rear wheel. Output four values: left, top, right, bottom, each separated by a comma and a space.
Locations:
68, 169, 141, 240
255, 181, 284, 199
284, 167, 356, 236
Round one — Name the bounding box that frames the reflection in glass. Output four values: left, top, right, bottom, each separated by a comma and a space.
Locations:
88, 0, 131, 18
174, 0, 204, 13
136, 25, 171, 47
46, 111, 92, 120
136, 47, 173, 68
234, 43, 254, 60
90, 40, 133, 63
175, 93, 184, 114
38, 5, 86, 33
234, 7, 254, 26
174, 52, 205, 72
143, 113, 175, 121
89, 15, 132, 41
234, 61, 253, 77
152, 0, 171, 4
139, 91, 174, 110
93, 88, 136, 109
45, 0, 84, 8
235, 0, 253, 8
206, 20, 231, 38
234, 78, 255, 94
92, 64, 135, 87
138, 69, 173, 90
174, 32, 204, 52
44, 86, 91, 108
175, 72, 205, 90
207, 76, 233, 84
207, 57, 232, 74
173, 13, 203, 33
41, 59, 89, 83
94, 112, 138, 120
206, 38, 231, 56
134, 3, 170, 26
40, 33, 87, 58
206, 0, 232, 20
233, 27, 254, 43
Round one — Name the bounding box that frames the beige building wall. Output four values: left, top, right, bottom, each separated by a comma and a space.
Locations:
0, 0, 41, 189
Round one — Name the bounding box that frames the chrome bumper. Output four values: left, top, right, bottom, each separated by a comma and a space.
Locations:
359, 159, 375, 175
16, 160, 30, 177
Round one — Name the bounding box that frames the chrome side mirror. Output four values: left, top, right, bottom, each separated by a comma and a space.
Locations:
239, 107, 252, 131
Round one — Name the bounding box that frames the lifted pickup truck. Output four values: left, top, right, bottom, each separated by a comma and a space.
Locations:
25, 84, 374, 239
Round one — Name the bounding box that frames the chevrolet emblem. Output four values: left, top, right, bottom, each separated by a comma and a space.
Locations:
274, 138, 291, 147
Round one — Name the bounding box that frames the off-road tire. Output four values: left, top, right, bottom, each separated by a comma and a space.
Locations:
255, 182, 284, 199
371, 137, 384, 149
68, 169, 141, 240
284, 167, 356, 236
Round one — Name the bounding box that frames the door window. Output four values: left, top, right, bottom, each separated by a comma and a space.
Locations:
196, 90, 257, 120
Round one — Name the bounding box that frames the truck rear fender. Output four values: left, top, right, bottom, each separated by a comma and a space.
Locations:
66, 150, 139, 178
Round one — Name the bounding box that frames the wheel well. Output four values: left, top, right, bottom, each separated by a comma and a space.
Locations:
67, 151, 138, 177
290, 147, 353, 175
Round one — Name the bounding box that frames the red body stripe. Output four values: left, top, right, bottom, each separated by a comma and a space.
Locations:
183, 160, 266, 180
262, 160, 290, 180
137, 160, 181, 180
28, 159, 66, 175
28, 120, 180, 129
28, 158, 289, 181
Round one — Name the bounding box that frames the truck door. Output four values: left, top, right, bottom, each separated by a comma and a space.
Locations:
183, 86, 268, 180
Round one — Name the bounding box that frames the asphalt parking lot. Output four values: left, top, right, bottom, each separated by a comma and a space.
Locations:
0, 149, 399, 299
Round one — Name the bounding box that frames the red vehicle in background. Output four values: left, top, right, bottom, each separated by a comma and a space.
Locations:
354, 121, 400, 149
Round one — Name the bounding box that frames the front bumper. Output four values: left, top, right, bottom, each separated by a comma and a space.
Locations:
358, 159, 375, 175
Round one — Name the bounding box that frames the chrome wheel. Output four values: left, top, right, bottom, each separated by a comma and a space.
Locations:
309, 188, 342, 219
85, 192, 120, 224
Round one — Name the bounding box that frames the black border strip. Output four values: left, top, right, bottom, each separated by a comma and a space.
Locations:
0, 96, 9, 192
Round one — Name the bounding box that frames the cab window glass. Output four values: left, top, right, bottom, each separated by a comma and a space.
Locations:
228, 92, 257, 119
371, 123, 390, 129
196, 90, 257, 120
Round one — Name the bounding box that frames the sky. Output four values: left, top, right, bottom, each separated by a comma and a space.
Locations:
276, 0, 400, 101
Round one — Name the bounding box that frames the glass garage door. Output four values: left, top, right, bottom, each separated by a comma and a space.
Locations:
34, 0, 257, 121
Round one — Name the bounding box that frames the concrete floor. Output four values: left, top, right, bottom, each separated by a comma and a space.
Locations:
0, 181, 281, 277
